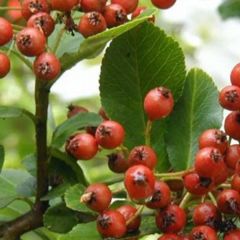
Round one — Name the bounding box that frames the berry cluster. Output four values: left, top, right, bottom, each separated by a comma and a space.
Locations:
65, 81, 240, 239
0, 0, 177, 79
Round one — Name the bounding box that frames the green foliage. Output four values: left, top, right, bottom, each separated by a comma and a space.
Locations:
218, 0, 240, 19
22, 154, 37, 177
0, 145, 4, 173
166, 69, 223, 170
100, 22, 186, 172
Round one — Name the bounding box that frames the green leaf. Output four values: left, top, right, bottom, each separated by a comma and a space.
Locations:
58, 222, 100, 240
52, 112, 102, 148
166, 68, 223, 170
43, 203, 78, 234
100, 22, 186, 172
16, 176, 36, 197
218, 0, 240, 19
41, 182, 71, 201
61, 9, 156, 72
0, 145, 4, 173
0, 106, 35, 122
22, 154, 37, 177
50, 149, 88, 185
64, 184, 95, 214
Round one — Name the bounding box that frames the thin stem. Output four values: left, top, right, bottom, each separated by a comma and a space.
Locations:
160, 176, 182, 181
208, 192, 217, 206
103, 177, 124, 185
145, 120, 152, 146
53, 28, 65, 54
7, 41, 15, 56
0, 7, 21, 11
126, 205, 144, 225
12, 24, 24, 30
155, 169, 193, 178
179, 192, 192, 209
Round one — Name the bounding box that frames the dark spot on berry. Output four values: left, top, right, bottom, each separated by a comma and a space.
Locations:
193, 232, 206, 240
162, 212, 175, 230
215, 130, 227, 144
115, 10, 126, 22
199, 176, 212, 188
98, 215, 111, 229
210, 149, 222, 162
89, 12, 102, 26
18, 34, 32, 47
225, 90, 239, 103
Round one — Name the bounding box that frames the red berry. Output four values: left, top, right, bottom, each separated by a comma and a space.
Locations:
236, 160, 240, 175
144, 87, 174, 121
107, 152, 129, 173
0, 17, 13, 46
190, 226, 217, 240
124, 165, 155, 201
97, 210, 127, 238
67, 104, 88, 118
50, 0, 78, 11
78, 12, 107, 38
183, 172, 213, 196
193, 202, 220, 228
231, 174, 240, 193
213, 161, 228, 185
0, 53, 10, 78
224, 111, 240, 141
16, 27, 46, 57
65, 133, 98, 160
111, 0, 139, 14
219, 85, 240, 111
151, 0, 176, 9
117, 205, 141, 232
81, 0, 107, 12
27, 12, 55, 37
80, 183, 112, 212
155, 205, 186, 233
34, 52, 61, 81
231, 63, 240, 87
217, 189, 240, 214
158, 234, 182, 240
131, 6, 146, 19
225, 145, 240, 170
21, 0, 50, 20
146, 181, 171, 209
128, 145, 157, 170
95, 120, 125, 149
195, 147, 224, 179
103, 4, 127, 28
7, 0, 22, 22
224, 229, 240, 240
198, 129, 228, 154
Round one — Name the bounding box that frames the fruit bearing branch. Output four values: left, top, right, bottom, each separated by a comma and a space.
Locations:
0, 79, 50, 239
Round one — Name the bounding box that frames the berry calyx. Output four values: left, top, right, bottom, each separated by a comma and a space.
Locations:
224, 111, 240, 140
0, 53, 10, 78
193, 202, 220, 228
117, 205, 141, 232
190, 225, 217, 240
95, 120, 125, 149
111, 0, 139, 14
146, 180, 171, 209
231, 63, 240, 88
0, 17, 13, 46
103, 4, 127, 28
21, 0, 50, 20
27, 12, 55, 37
97, 210, 127, 238
128, 145, 157, 169
155, 204, 186, 233
144, 87, 174, 121
151, 0, 176, 9
183, 172, 213, 196
217, 189, 240, 214
124, 164, 155, 201
65, 133, 98, 160
16, 27, 46, 57
81, 0, 107, 12
67, 104, 88, 118
198, 129, 228, 154
80, 183, 112, 212
219, 85, 240, 111
34, 52, 61, 81
78, 12, 107, 38
107, 152, 129, 173
50, 0, 78, 12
